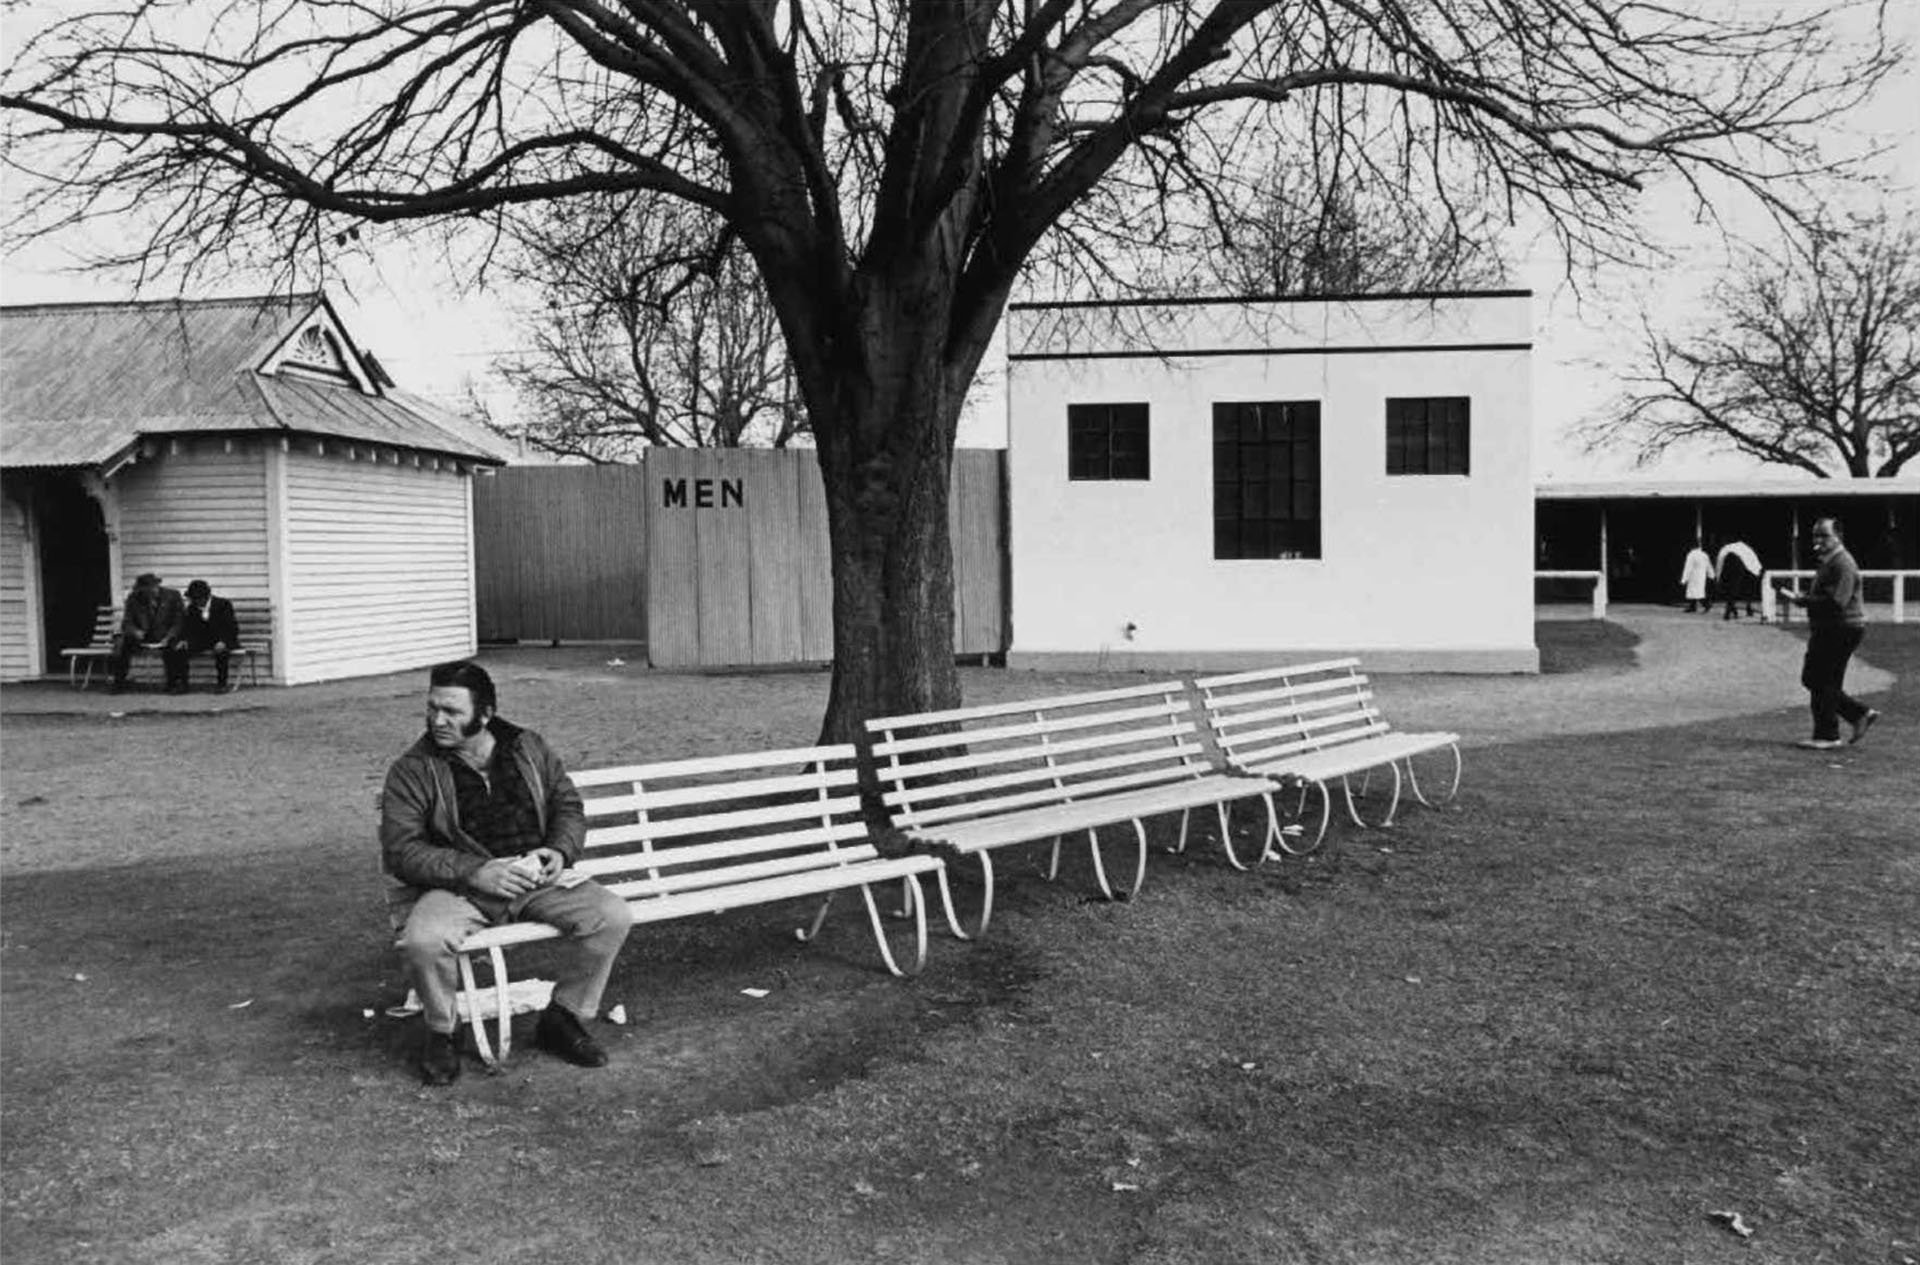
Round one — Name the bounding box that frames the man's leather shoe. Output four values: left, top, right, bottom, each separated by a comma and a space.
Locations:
534, 1005, 609, 1068
419, 1030, 462, 1086
1849, 709, 1881, 745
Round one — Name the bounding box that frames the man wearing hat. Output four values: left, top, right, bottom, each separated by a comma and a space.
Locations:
111, 573, 187, 694
174, 579, 242, 693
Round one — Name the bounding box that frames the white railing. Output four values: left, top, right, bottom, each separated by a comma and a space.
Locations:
1761, 570, 1918, 624
1534, 569, 1608, 620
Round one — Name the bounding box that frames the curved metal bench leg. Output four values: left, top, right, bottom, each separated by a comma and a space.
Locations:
1085, 826, 1115, 900
457, 948, 508, 1069
1404, 743, 1463, 808
1043, 836, 1064, 881
1270, 781, 1332, 855
859, 876, 928, 976
1123, 817, 1148, 898
1341, 764, 1404, 828
930, 853, 991, 940
1220, 798, 1265, 870
795, 890, 837, 943
1169, 807, 1192, 855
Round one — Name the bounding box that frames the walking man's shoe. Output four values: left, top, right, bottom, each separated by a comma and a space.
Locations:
1795, 737, 1846, 751
1849, 709, 1882, 745
419, 1030, 463, 1086
534, 1005, 610, 1068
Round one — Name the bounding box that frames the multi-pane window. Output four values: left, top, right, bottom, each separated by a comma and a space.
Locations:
1386, 397, 1471, 475
1212, 401, 1321, 560
1068, 403, 1150, 481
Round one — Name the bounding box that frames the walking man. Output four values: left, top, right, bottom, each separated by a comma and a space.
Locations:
381, 660, 633, 1084
1776, 518, 1881, 751
1715, 538, 1762, 620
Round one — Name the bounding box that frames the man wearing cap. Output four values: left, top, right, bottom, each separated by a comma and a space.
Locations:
110, 573, 186, 694
173, 580, 242, 693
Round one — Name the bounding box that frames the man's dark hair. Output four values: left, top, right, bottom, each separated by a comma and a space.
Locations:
429, 660, 497, 714
185, 579, 210, 599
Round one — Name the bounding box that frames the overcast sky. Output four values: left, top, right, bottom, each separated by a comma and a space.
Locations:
3, 1, 1914, 479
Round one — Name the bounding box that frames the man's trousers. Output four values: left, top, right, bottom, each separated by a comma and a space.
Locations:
397, 881, 634, 1036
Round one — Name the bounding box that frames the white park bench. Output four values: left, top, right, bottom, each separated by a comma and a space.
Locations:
1195, 659, 1462, 854
865, 681, 1277, 940
409, 743, 945, 1067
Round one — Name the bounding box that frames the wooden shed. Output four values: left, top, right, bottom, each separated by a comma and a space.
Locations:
0, 293, 509, 685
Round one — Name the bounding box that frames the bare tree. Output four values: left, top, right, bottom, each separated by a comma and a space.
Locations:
494, 193, 806, 462
1591, 212, 1920, 478
2, 0, 1896, 739
1206, 172, 1509, 296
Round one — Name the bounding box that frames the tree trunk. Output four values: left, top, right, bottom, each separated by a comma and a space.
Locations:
811, 381, 962, 748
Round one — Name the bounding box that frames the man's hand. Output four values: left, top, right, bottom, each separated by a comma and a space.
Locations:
528, 847, 566, 883
470, 858, 541, 899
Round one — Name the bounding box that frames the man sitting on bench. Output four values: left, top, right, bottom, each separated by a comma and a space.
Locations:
110, 572, 186, 695
174, 579, 242, 693
380, 660, 634, 1086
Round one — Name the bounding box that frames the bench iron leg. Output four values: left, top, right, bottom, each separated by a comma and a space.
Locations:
1340, 764, 1403, 829
1267, 781, 1331, 855
456, 948, 513, 1069
1403, 744, 1463, 808
931, 853, 991, 940
857, 876, 929, 976
796, 891, 837, 945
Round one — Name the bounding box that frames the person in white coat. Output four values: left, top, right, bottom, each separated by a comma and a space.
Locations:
1680, 542, 1714, 613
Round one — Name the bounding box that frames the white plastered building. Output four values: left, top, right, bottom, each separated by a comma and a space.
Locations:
1005, 291, 1537, 673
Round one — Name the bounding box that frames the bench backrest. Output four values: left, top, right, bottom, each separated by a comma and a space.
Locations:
78, 598, 274, 647
568, 744, 876, 902
1195, 658, 1391, 769
866, 681, 1212, 831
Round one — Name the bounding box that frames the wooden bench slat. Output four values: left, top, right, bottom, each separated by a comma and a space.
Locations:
573, 821, 870, 873
882, 739, 1209, 815
891, 759, 1210, 829
599, 843, 897, 901
867, 678, 1190, 730
584, 793, 864, 844
571, 743, 858, 783
584, 766, 855, 813
913, 773, 1273, 854
878, 717, 1197, 784
869, 698, 1189, 758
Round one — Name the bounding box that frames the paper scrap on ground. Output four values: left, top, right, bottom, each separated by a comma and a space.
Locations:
228, 999, 253, 1009
740, 987, 770, 999
607, 1004, 628, 1025
1710, 1210, 1754, 1238
384, 980, 556, 1021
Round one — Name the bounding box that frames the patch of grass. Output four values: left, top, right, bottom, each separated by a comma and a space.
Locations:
1, 627, 1914, 1264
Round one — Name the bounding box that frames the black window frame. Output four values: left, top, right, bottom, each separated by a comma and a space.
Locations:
1386, 396, 1471, 476
1212, 400, 1322, 561
1067, 402, 1151, 481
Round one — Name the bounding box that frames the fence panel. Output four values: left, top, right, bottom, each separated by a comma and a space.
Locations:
646, 447, 1007, 668
474, 464, 647, 642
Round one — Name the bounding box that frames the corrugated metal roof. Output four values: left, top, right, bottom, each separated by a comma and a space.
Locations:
0, 294, 503, 466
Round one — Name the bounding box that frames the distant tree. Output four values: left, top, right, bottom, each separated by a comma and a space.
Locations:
2, 0, 1896, 740
1206, 173, 1508, 296
494, 194, 806, 462
1591, 212, 1920, 478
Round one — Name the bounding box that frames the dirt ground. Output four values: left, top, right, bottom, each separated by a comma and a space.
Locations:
1, 608, 1913, 1264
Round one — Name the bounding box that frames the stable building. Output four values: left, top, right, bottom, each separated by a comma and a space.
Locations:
0, 293, 508, 685
1005, 291, 1535, 672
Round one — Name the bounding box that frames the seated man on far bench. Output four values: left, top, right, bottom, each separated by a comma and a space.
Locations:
173, 579, 242, 693
110, 572, 186, 695
380, 660, 634, 1086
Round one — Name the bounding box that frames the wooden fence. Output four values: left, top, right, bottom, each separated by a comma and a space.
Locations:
645, 447, 1006, 667
473, 449, 1007, 666
473, 464, 648, 643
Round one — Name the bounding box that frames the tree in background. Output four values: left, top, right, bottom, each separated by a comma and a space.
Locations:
492, 194, 806, 462
2, 0, 1895, 739
1205, 174, 1508, 297
1591, 212, 1920, 478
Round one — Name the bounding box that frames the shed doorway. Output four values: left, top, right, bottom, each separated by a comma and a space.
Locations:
35, 474, 112, 674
